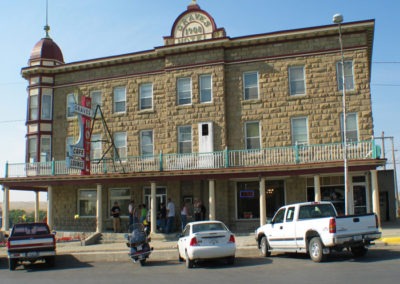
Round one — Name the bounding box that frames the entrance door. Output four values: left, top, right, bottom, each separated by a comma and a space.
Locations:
144, 187, 167, 215
353, 185, 367, 215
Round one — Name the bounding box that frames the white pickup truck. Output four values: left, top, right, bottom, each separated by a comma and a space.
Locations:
255, 201, 381, 262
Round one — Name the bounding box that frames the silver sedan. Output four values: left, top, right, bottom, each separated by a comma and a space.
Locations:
177, 220, 236, 268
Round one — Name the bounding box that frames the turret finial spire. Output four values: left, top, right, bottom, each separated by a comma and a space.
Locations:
44, 0, 50, 38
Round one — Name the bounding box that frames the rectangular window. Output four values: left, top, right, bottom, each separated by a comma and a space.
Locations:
90, 90, 102, 114
243, 71, 259, 100
178, 125, 192, 153
113, 86, 126, 113
78, 189, 97, 217
40, 136, 51, 162
29, 94, 38, 120
291, 117, 308, 145
41, 89, 52, 120
341, 112, 358, 142
337, 61, 354, 91
289, 66, 306, 95
66, 93, 76, 118
177, 77, 192, 105
66, 136, 75, 157
114, 132, 127, 161
91, 133, 102, 160
139, 83, 153, 110
140, 130, 154, 156
110, 188, 131, 217
200, 74, 212, 103
237, 182, 260, 219
245, 121, 261, 149
28, 137, 37, 163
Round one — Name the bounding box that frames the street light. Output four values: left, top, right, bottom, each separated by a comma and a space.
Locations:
333, 13, 350, 215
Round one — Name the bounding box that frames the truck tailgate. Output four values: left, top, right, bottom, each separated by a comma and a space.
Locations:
335, 213, 379, 236
8, 236, 55, 251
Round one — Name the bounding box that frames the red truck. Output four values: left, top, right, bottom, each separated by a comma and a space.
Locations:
6, 222, 56, 270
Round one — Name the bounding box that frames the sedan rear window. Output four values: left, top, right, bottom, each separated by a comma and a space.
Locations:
192, 223, 226, 233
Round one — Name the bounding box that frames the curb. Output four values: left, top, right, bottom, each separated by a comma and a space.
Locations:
379, 237, 400, 245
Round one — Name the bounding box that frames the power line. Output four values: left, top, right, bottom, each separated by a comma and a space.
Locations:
0, 119, 25, 124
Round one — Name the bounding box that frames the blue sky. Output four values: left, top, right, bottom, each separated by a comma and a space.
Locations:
0, 0, 399, 201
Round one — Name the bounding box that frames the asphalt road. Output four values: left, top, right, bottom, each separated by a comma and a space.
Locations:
0, 246, 399, 284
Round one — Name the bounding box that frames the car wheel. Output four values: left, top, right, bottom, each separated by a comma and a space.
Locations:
260, 236, 271, 257
309, 237, 326, 263
227, 256, 235, 265
185, 251, 194, 269
351, 246, 368, 258
178, 250, 184, 262
9, 259, 17, 271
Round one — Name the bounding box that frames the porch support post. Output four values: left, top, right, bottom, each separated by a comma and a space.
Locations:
150, 182, 157, 233
371, 170, 381, 226
2, 186, 10, 231
209, 180, 216, 220
259, 177, 267, 226
34, 191, 40, 222
47, 186, 54, 230
314, 175, 321, 202
96, 184, 103, 233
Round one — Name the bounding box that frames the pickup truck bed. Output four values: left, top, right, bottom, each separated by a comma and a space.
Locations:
7, 222, 56, 270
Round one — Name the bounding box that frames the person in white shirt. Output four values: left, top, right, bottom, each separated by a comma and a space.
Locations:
165, 198, 175, 233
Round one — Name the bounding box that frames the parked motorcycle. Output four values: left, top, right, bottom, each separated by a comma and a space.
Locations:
125, 223, 153, 265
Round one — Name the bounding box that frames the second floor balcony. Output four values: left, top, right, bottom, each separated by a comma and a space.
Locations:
4, 139, 383, 179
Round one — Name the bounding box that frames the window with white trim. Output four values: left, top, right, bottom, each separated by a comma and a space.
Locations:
139, 83, 153, 110
90, 90, 102, 114
78, 189, 97, 217
140, 130, 153, 156
113, 86, 126, 113
66, 93, 76, 118
110, 188, 130, 217
29, 89, 38, 120
243, 71, 259, 100
114, 132, 127, 161
28, 137, 37, 163
177, 77, 192, 105
91, 133, 102, 160
341, 112, 358, 142
41, 88, 52, 120
291, 117, 309, 145
245, 121, 261, 149
200, 74, 212, 103
337, 60, 354, 91
178, 125, 192, 153
289, 66, 306, 95
40, 136, 51, 162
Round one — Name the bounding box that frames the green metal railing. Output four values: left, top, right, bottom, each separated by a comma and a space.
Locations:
4, 140, 381, 178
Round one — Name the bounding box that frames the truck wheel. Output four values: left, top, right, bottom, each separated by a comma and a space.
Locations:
260, 236, 271, 257
351, 246, 368, 258
9, 259, 17, 271
309, 237, 326, 262
46, 256, 56, 267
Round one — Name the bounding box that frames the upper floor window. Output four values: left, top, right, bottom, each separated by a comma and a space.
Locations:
114, 132, 127, 161
289, 66, 306, 95
337, 60, 354, 91
41, 88, 52, 120
245, 121, 261, 149
177, 77, 192, 105
243, 71, 259, 100
140, 83, 153, 110
90, 90, 102, 115
29, 89, 39, 120
341, 112, 358, 142
66, 93, 76, 118
140, 130, 154, 156
113, 86, 126, 113
28, 137, 37, 163
40, 136, 51, 162
178, 125, 192, 153
200, 74, 212, 103
91, 133, 102, 160
291, 117, 308, 145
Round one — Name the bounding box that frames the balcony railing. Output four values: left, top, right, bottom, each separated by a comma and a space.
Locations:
4, 140, 381, 178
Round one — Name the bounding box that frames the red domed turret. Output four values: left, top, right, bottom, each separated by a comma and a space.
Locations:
29, 24, 64, 66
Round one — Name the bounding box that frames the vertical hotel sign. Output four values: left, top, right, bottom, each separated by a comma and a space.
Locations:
66, 97, 92, 175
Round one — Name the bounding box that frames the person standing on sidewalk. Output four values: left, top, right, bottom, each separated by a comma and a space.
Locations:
111, 201, 121, 233
165, 198, 175, 234
180, 202, 190, 230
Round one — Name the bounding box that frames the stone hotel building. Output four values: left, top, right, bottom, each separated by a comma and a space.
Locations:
1, 2, 391, 233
